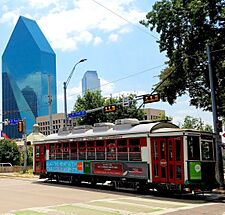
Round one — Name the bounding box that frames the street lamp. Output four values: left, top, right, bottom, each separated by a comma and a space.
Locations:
64, 58, 87, 129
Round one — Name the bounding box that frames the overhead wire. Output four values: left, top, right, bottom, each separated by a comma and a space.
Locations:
90, 0, 159, 40
3, 45, 224, 117
1, 64, 165, 116
68, 64, 165, 98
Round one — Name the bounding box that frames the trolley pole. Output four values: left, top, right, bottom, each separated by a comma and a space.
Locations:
207, 44, 224, 187
23, 119, 27, 173
48, 75, 53, 134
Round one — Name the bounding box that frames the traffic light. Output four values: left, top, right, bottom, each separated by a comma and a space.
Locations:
143, 94, 160, 104
103, 105, 117, 113
18, 121, 23, 133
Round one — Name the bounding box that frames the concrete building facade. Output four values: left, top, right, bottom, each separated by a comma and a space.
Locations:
36, 113, 76, 136
143, 108, 165, 121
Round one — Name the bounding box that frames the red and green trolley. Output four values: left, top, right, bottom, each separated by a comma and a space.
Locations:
33, 118, 219, 193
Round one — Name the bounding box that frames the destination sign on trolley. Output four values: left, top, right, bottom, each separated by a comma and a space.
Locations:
103, 105, 117, 113
143, 94, 160, 104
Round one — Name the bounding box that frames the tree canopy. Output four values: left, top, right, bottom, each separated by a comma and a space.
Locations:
181, 115, 213, 132
73, 91, 144, 125
141, 0, 225, 117
0, 139, 20, 165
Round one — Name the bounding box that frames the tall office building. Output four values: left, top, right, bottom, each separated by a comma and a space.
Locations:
82, 71, 101, 95
2, 16, 57, 138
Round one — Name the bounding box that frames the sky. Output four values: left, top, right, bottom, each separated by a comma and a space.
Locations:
0, 0, 214, 127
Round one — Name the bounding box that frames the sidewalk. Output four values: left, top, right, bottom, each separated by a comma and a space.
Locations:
0, 172, 39, 179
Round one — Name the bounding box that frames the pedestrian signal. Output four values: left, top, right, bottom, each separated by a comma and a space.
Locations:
18, 121, 23, 133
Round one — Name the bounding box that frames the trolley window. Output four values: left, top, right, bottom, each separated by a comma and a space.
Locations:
106, 139, 116, 160
153, 140, 158, 160
71, 141, 78, 160
87, 141, 95, 160
35, 146, 40, 158
96, 140, 105, 160
78, 141, 86, 160
187, 136, 200, 160
129, 138, 141, 161
63, 142, 69, 160
176, 139, 181, 161
49, 144, 55, 160
117, 139, 128, 161
160, 140, 165, 159
201, 140, 214, 160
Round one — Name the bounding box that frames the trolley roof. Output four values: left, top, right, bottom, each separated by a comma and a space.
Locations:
33, 119, 180, 144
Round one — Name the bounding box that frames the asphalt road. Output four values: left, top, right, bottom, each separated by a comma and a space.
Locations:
0, 177, 224, 215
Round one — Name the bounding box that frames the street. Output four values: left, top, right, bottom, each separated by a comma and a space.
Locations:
0, 177, 224, 215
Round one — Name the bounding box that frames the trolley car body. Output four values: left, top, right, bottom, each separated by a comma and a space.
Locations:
33, 119, 218, 192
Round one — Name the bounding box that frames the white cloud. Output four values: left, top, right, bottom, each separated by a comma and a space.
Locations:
93, 36, 102, 46
7, 0, 146, 51
58, 84, 81, 102
2, 5, 8, 12
76, 31, 93, 44
27, 0, 61, 9
100, 78, 114, 95
108, 33, 119, 42
0, 10, 20, 25
119, 27, 131, 34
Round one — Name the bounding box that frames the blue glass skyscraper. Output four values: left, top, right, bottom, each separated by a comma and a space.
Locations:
82, 71, 101, 95
2, 16, 57, 138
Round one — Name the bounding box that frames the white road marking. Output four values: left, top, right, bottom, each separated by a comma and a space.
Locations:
9, 196, 218, 215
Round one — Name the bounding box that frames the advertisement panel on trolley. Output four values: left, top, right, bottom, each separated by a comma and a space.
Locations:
91, 162, 148, 179
46, 160, 84, 174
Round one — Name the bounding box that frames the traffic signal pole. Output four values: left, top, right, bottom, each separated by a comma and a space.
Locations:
22, 119, 27, 173
207, 44, 224, 187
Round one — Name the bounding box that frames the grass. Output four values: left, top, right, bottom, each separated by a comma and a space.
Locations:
55, 205, 121, 215
89, 201, 162, 213
15, 211, 46, 215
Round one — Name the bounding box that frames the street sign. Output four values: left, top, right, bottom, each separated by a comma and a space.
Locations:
104, 105, 117, 113
143, 94, 160, 104
9, 119, 20, 125
68, 110, 87, 118
123, 97, 129, 107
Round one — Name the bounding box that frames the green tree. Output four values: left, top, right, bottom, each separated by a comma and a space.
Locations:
73, 91, 144, 125
0, 139, 20, 165
158, 112, 173, 121
181, 115, 213, 132
104, 94, 144, 123
20, 146, 33, 166
141, 0, 225, 117
74, 90, 107, 125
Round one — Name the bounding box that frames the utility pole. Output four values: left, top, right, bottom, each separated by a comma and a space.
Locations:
48, 75, 53, 134
207, 44, 224, 187
22, 119, 27, 173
